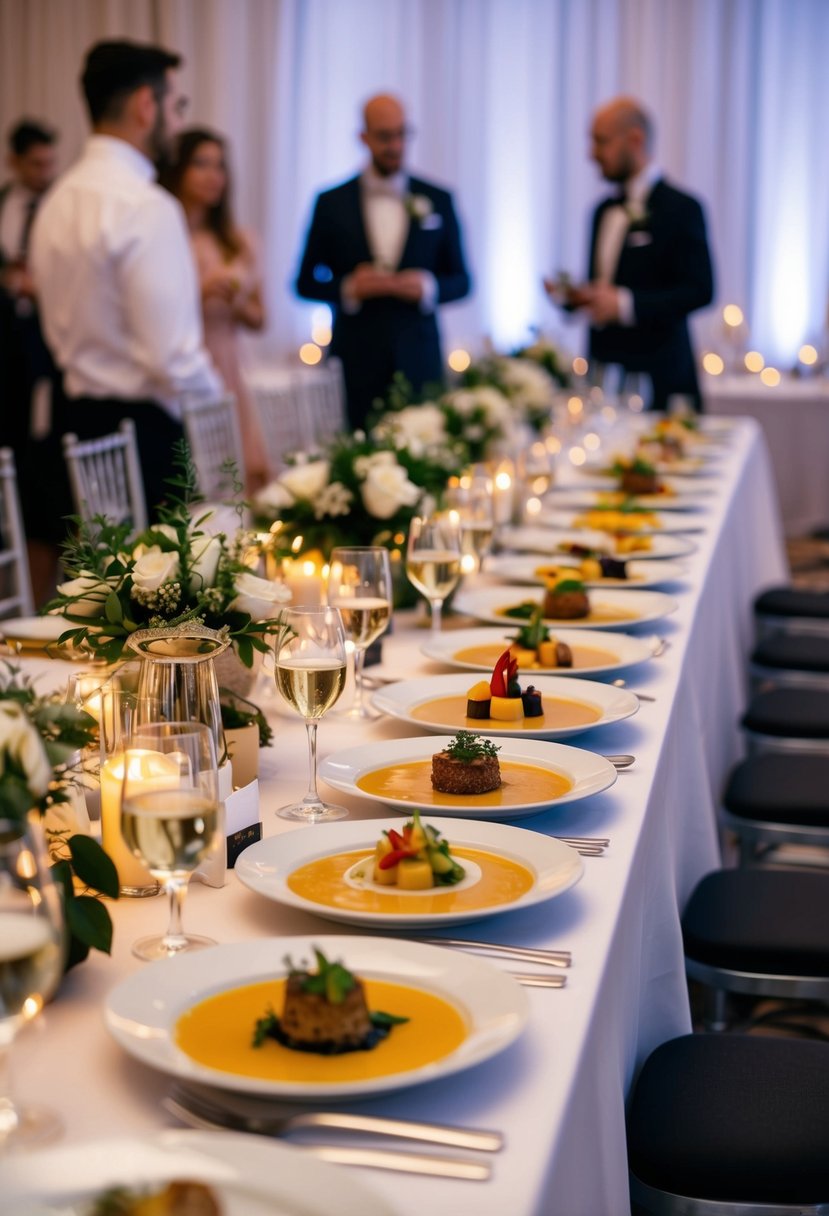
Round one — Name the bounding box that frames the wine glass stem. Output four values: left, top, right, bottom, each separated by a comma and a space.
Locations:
0, 1026, 20, 1140
161, 877, 189, 951
431, 598, 444, 634
353, 646, 367, 714
304, 720, 322, 804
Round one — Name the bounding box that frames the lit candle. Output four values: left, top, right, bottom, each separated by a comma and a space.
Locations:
284, 557, 325, 607
100, 750, 179, 895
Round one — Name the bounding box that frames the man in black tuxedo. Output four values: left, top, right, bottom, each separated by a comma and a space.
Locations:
555, 97, 714, 410
295, 94, 471, 429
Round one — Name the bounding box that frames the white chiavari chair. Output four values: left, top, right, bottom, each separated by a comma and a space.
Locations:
180, 395, 246, 501
0, 448, 34, 617
62, 419, 148, 530
318, 356, 347, 436
254, 383, 314, 472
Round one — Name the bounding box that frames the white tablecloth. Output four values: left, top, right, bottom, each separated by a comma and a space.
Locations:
7, 420, 787, 1216
705, 372, 829, 535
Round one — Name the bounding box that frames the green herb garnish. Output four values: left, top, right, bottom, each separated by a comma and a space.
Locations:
501, 600, 538, 619
547, 578, 585, 594
511, 603, 550, 650
445, 731, 501, 763
611, 456, 656, 476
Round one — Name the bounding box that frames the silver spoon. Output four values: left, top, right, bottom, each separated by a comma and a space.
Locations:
612, 678, 656, 702
603, 754, 635, 768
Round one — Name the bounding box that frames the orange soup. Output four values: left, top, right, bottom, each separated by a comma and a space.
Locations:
357, 758, 571, 807
176, 978, 467, 1083
288, 846, 535, 915
410, 694, 600, 731
454, 642, 619, 670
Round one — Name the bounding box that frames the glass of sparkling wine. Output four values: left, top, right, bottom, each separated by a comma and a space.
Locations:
120, 721, 220, 962
328, 546, 393, 719
0, 814, 65, 1148
406, 513, 462, 634
273, 606, 348, 821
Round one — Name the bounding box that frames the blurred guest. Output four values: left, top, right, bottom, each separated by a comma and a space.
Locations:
295, 93, 471, 430
165, 128, 267, 491
549, 96, 714, 411
0, 119, 58, 454
30, 38, 221, 558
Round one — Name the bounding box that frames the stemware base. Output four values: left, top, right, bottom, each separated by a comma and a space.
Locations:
131, 932, 216, 963
277, 800, 348, 823
0, 1102, 63, 1150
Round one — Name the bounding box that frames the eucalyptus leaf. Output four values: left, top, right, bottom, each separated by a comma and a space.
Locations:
67, 895, 113, 954
68, 835, 120, 900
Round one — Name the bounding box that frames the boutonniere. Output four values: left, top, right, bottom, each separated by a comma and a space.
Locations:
405, 193, 433, 223
624, 200, 650, 231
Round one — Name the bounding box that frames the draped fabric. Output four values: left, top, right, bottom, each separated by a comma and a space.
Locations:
2, 0, 828, 366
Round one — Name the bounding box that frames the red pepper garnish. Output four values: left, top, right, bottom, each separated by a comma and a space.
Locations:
379, 823, 420, 869
490, 648, 518, 698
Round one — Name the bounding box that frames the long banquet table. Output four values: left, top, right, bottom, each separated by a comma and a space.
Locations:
8, 419, 788, 1216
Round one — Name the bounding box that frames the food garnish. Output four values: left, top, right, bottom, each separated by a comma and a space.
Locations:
374, 809, 466, 885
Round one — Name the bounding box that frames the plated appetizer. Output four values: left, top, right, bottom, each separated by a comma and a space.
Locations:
88, 1183, 220, 1215
507, 607, 574, 669
431, 732, 502, 796
466, 649, 548, 723
572, 506, 661, 532
373, 808, 466, 885
611, 456, 669, 497
253, 948, 408, 1056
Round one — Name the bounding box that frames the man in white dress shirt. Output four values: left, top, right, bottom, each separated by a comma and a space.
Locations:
295, 94, 471, 429
31, 39, 222, 544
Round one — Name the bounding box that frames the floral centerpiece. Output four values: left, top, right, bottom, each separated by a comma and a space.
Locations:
0, 665, 118, 967
255, 428, 463, 560
367, 372, 511, 466
462, 353, 560, 435
48, 450, 290, 668
512, 336, 572, 389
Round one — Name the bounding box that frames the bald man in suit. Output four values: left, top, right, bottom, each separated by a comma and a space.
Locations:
553, 97, 714, 410
295, 94, 471, 429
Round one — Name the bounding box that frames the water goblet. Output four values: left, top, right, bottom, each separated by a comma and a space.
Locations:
0, 814, 65, 1149
405, 514, 462, 634
327, 547, 393, 719
273, 606, 348, 821
120, 721, 220, 961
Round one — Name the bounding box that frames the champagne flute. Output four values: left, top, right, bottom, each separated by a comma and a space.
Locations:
273, 606, 348, 821
0, 814, 65, 1148
445, 474, 495, 575
120, 721, 220, 962
405, 514, 462, 634
327, 547, 393, 718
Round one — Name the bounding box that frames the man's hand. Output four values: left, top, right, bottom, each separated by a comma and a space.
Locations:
348, 262, 396, 300
390, 270, 425, 303
584, 282, 622, 325
1, 265, 37, 300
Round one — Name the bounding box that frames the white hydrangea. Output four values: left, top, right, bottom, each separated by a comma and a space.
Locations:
313, 481, 353, 519
444, 386, 512, 429
496, 357, 556, 408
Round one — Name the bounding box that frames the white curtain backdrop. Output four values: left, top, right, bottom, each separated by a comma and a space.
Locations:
2, 0, 828, 369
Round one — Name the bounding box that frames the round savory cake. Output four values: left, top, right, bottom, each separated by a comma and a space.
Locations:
431, 749, 501, 795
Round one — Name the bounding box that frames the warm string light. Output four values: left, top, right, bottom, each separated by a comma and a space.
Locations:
448, 348, 471, 372
799, 344, 818, 366
760, 367, 781, 387
299, 343, 322, 365
744, 351, 764, 373
723, 304, 744, 328
702, 353, 725, 375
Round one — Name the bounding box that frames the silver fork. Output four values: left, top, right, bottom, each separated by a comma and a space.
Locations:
164, 1084, 503, 1153
417, 937, 571, 968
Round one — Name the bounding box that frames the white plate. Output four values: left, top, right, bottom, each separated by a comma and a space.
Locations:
319, 736, 616, 818
486, 553, 688, 589
420, 625, 657, 675
501, 525, 698, 560
540, 507, 703, 534
105, 935, 528, 1100
237, 814, 586, 927
545, 486, 711, 511
580, 456, 713, 477
0, 1130, 391, 1216
371, 673, 638, 739
453, 584, 678, 631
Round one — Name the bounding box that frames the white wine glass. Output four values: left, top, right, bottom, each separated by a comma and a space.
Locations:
328, 547, 393, 719
405, 514, 462, 634
120, 721, 220, 962
273, 606, 348, 822
445, 474, 495, 575
0, 814, 65, 1149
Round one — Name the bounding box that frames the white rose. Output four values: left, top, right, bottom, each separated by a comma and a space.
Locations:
131, 547, 180, 593
189, 534, 222, 594
278, 459, 330, 502
255, 480, 294, 511
388, 404, 447, 448
361, 460, 421, 519
0, 702, 51, 797
229, 572, 291, 620
55, 573, 115, 618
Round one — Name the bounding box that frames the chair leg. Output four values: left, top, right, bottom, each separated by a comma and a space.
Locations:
702, 986, 729, 1032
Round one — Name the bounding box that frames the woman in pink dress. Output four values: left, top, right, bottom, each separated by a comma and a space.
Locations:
167, 128, 268, 491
